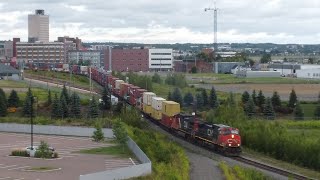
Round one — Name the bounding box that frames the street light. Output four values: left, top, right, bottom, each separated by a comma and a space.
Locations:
30, 96, 37, 151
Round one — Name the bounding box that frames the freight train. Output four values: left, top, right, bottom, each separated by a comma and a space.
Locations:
76, 66, 242, 155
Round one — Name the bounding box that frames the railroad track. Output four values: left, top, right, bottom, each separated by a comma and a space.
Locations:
232, 156, 313, 180
25, 76, 316, 180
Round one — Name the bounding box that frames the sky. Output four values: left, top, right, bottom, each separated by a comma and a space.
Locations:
1, 0, 320, 44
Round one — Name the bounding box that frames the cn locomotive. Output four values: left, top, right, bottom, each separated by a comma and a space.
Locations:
83, 67, 242, 156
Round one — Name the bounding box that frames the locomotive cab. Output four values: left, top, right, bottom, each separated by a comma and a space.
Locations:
215, 125, 241, 155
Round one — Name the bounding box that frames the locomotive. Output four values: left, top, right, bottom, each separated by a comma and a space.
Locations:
77, 66, 242, 156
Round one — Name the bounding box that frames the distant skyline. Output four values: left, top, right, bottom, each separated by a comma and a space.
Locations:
1, 0, 320, 44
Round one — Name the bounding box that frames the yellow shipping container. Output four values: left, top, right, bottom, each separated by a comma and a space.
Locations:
143, 105, 153, 116
162, 101, 180, 117
151, 108, 162, 120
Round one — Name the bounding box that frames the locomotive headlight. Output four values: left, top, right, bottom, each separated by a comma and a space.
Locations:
238, 144, 240, 146
228, 144, 231, 147
232, 135, 234, 138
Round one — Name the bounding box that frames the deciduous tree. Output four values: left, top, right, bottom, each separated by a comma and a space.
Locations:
112, 120, 128, 152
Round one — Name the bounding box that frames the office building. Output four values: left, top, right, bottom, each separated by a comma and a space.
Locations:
28, 9, 49, 43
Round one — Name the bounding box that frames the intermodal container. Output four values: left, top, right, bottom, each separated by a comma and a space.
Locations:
143, 105, 153, 115
143, 92, 156, 106
162, 101, 180, 117
131, 88, 147, 108
151, 109, 162, 120
151, 97, 166, 111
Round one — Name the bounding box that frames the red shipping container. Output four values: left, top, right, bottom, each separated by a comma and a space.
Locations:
120, 83, 133, 99
161, 114, 180, 130
131, 88, 147, 108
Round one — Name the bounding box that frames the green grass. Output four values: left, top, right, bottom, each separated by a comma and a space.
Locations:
0, 80, 28, 88
78, 145, 134, 158
300, 104, 317, 118
187, 73, 320, 84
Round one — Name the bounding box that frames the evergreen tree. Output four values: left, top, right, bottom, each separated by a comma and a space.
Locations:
271, 91, 281, 108
241, 91, 250, 105
0, 93, 7, 117
195, 93, 204, 109
0, 88, 7, 108
70, 92, 81, 118
263, 98, 275, 120
294, 101, 304, 120
314, 103, 320, 120
227, 92, 236, 107
257, 90, 266, 109
92, 123, 104, 142
101, 87, 111, 110
183, 92, 194, 106
51, 93, 61, 119
288, 89, 297, 108
88, 96, 99, 119
60, 94, 69, 118
112, 120, 128, 152
244, 97, 255, 118
201, 89, 208, 106
47, 90, 52, 106
7, 90, 19, 108
209, 86, 219, 109
167, 91, 173, 101
172, 88, 183, 105
61, 84, 70, 104
152, 73, 162, 84
252, 90, 257, 105
23, 88, 33, 117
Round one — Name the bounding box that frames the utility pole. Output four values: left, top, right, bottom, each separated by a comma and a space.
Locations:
108, 46, 112, 71
205, 2, 218, 57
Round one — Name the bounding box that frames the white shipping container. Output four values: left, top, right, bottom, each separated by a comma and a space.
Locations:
80, 66, 88, 72
151, 97, 166, 111
115, 80, 124, 89
143, 92, 156, 105
63, 64, 69, 70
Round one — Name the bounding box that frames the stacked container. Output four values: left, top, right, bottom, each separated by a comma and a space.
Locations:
120, 83, 132, 99
142, 92, 156, 115
114, 80, 124, 95
161, 101, 181, 127
151, 97, 166, 120
132, 88, 147, 109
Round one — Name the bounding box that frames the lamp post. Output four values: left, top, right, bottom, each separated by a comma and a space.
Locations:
30, 96, 37, 151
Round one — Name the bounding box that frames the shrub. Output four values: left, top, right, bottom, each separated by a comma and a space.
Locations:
35, 141, 53, 159
11, 150, 29, 157
92, 124, 105, 142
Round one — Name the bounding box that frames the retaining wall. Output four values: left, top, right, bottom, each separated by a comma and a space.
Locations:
80, 137, 152, 180
0, 123, 113, 138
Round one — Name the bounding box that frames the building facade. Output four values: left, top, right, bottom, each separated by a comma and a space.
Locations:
16, 42, 64, 68
148, 49, 173, 71
68, 50, 101, 67
28, 9, 49, 43
104, 48, 149, 72
0, 41, 14, 63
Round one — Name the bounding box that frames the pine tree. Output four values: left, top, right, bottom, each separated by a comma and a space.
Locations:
242, 91, 250, 105
112, 120, 128, 152
51, 93, 61, 119
47, 90, 52, 106
101, 87, 111, 110
271, 91, 281, 108
23, 88, 33, 117
209, 86, 219, 109
70, 92, 81, 118
263, 98, 275, 120
252, 90, 257, 105
92, 123, 104, 142
88, 96, 99, 119
314, 104, 320, 120
167, 91, 173, 101
60, 94, 69, 118
0, 94, 7, 117
61, 84, 70, 104
183, 92, 194, 106
0, 88, 7, 108
227, 92, 236, 107
201, 89, 208, 107
294, 101, 304, 120
244, 97, 255, 118
288, 89, 297, 108
257, 90, 266, 109
172, 88, 183, 105
196, 93, 204, 109
7, 90, 19, 108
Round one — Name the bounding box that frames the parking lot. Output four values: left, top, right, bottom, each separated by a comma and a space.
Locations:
0, 132, 138, 180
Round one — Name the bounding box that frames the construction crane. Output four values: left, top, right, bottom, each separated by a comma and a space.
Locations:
204, 2, 218, 55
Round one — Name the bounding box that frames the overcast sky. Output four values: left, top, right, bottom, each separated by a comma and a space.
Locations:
1, 0, 320, 44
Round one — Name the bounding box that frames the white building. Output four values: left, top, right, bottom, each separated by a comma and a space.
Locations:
148, 49, 173, 71
297, 69, 320, 79
16, 42, 65, 66
68, 50, 101, 67
28, 10, 49, 43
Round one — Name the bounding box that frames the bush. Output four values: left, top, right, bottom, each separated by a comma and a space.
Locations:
11, 150, 29, 157
34, 141, 54, 159
92, 124, 105, 142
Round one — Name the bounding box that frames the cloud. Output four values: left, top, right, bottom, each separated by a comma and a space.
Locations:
0, 0, 320, 44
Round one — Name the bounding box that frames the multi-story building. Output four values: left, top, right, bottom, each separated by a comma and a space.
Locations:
16, 42, 64, 68
68, 50, 101, 67
104, 48, 149, 72
0, 41, 14, 63
104, 48, 173, 72
28, 9, 49, 43
149, 49, 173, 71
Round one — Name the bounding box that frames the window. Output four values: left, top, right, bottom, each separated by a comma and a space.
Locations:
151, 53, 172, 55
151, 58, 172, 61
